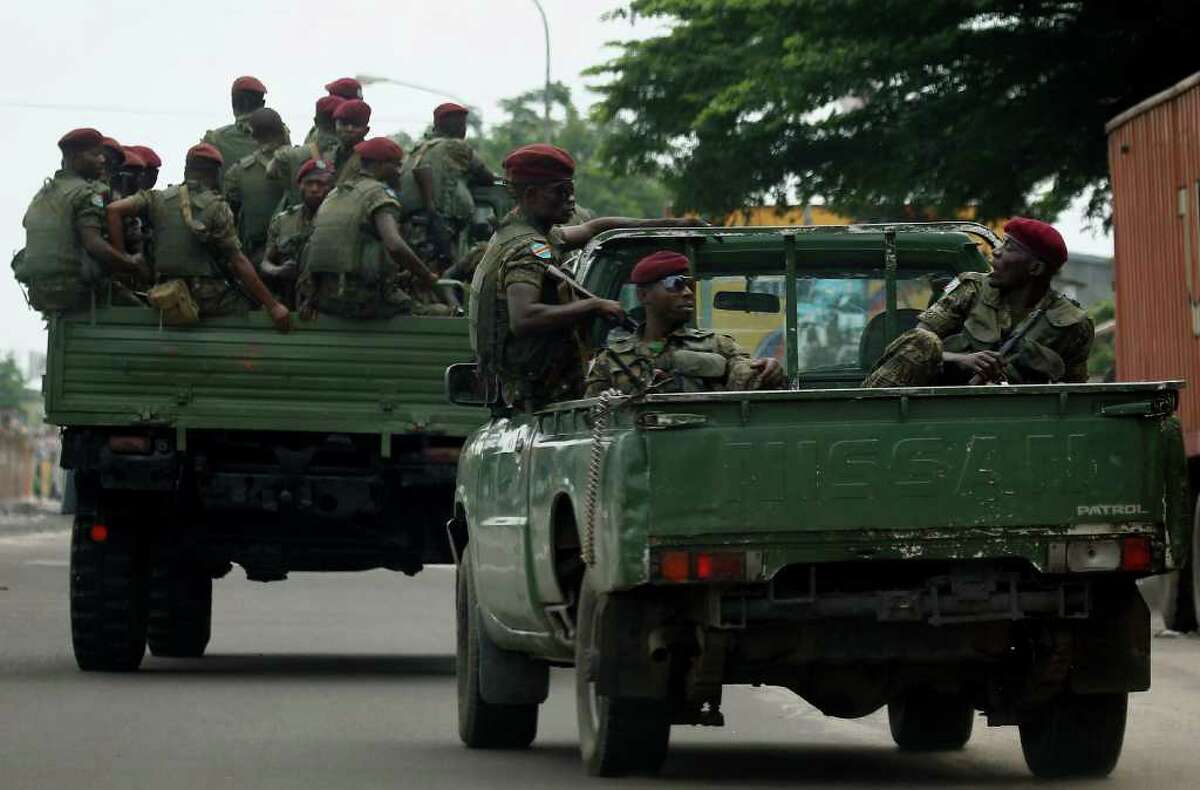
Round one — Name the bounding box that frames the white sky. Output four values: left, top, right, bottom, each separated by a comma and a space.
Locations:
0, 0, 1111, 372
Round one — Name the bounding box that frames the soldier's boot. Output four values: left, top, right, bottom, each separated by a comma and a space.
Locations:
862, 328, 943, 388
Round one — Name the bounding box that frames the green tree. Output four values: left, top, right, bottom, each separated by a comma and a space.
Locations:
1086, 298, 1114, 381
589, 1, 1200, 220
0, 353, 27, 410
473, 82, 671, 218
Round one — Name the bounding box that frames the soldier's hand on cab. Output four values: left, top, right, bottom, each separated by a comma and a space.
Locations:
590, 298, 627, 325
946, 350, 1005, 382
268, 302, 291, 333
750, 357, 784, 388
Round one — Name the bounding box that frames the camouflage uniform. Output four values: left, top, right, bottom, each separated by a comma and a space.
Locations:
266, 138, 338, 209
863, 271, 1094, 387
127, 182, 250, 317
14, 169, 111, 312
262, 203, 316, 306
203, 112, 290, 171
585, 326, 766, 397
469, 209, 581, 409
222, 143, 286, 263
399, 135, 493, 266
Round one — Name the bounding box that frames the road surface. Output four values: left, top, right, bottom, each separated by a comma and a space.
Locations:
2, 515, 1198, 789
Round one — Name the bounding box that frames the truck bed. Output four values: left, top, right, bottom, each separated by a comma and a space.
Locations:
44, 307, 485, 442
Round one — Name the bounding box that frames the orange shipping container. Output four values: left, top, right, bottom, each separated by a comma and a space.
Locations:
1107, 71, 1200, 457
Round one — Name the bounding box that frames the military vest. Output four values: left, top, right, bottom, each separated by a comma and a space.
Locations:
230, 150, 284, 252
272, 205, 314, 262
398, 137, 474, 222
606, 328, 728, 393
206, 120, 257, 171
941, 272, 1088, 384
469, 212, 573, 384
302, 176, 391, 280
16, 172, 97, 285
150, 184, 224, 278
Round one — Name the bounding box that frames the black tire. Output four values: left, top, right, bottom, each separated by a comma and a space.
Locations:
887, 691, 974, 751
456, 547, 538, 749
1191, 496, 1200, 629
1162, 498, 1200, 632
1019, 693, 1127, 778
147, 546, 213, 658
575, 572, 670, 777
70, 515, 148, 672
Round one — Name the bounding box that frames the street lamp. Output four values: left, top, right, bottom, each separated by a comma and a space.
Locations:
355, 74, 471, 107
530, 0, 552, 142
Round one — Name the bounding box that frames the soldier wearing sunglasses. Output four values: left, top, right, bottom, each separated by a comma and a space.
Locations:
470, 144, 706, 410
584, 251, 784, 396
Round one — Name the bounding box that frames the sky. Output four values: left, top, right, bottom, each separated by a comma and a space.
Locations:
0, 0, 1113, 373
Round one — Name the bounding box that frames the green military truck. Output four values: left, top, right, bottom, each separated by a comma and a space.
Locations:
48, 305, 483, 671
448, 223, 1187, 779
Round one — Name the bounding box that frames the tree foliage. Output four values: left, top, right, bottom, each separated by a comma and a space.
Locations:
589, 1, 1200, 221
0, 353, 27, 410
472, 82, 671, 217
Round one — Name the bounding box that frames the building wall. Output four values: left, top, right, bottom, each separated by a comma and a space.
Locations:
1107, 72, 1200, 455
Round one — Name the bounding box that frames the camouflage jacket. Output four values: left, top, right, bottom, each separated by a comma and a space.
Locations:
585, 325, 761, 397
267, 138, 340, 208
918, 271, 1094, 383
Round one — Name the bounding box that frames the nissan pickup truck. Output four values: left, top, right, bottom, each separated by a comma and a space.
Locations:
447, 223, 1188, 779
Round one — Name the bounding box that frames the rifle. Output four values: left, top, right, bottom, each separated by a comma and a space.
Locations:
541, 261, 638, 334
968, 301, 1050, 384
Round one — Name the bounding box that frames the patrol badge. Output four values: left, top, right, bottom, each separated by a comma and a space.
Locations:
530, 241, 553, 260
90, 193, 105, 208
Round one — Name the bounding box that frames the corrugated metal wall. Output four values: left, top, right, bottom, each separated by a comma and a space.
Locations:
1108, 74, 1200, 455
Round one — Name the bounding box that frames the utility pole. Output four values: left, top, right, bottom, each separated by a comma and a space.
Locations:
531, 0, 552, 142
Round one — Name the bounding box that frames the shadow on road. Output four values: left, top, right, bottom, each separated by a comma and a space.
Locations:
141, 653, 456, 678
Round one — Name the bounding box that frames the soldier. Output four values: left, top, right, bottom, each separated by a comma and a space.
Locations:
303, 78, 362, 144
222, 108, 289, 263
398, 103, 495, 271
863, 217, 1093, 387
125, 145, 161, 189
585, 251, 784, 396
469, 143, 706, 410
99, 136, 125, 196
13, 128, 148, 313
260, 158, 334, 307
330, 99, 372, 184
202, 76, 289, 169
299, 137, 444, 319
105, 143, 290, 331
268, 96, 343, 209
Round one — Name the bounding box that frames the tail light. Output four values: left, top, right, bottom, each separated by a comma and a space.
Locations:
654, 549, 746, 583
1120, 536, 1152, 571
90, 524, 109, 543
108, 435, 152, 454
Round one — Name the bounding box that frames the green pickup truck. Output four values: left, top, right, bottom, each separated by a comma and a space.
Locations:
448, 223, 1187, 779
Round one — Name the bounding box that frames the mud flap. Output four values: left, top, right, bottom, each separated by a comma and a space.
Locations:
594, 593, 672, 700
477, 615, 549, 706
1069, 581, 1151, 694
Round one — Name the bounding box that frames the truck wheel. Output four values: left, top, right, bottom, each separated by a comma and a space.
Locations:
70, 515, 148, 672
456, 547, 539, 749
1162, 498, 1200, 632
147, 549, 213, 658
887, 691, 974, 751
1019, 693, 1127, 778
575, 572, 670, 777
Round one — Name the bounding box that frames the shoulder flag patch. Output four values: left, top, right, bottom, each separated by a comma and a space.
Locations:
90, 193, 105, 208
529, 241, 553, 260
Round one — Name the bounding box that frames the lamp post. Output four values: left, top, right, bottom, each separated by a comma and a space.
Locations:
530, 0, 552, 142
354, 74, 471, 107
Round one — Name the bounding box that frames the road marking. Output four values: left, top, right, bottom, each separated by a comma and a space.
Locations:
24, 559, 68, 567
0, 530, 70, 548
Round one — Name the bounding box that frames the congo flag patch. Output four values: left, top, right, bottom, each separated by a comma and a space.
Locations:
530, 241, 553, 260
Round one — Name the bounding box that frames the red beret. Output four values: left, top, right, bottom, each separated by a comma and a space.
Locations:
1003, 217, 1068, 267
186, 142, 224, 166
334, 99, 371, 126
57, 128, 105, 150
325, 77, 362, 99
315, 95, 345, 117
126, 145, 161, 168
296, 158, 335, 183
354, 137, 404, 163
100, 138, 125, 164
434, 102, 468, 122
120, 148, 146, 168
630, 250, 690, 285
231, 75, 267, 94
502, 143, 575, 184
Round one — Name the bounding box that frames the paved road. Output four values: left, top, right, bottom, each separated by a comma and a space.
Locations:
3, 518, 1199, 790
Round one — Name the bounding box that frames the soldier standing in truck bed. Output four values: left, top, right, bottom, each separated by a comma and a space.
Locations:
105, 143, 290, 331
585, 251, 784, 396
125, 145, 161, 189
202, 76, 290, 170
330, 99, 372, 184
304, 77, 362, 145
862, 217, 1094, 387
260, 158, 334, 307
299, 137, 445, 319
223, 108, 289, 264
268, 96, 344, 210
13, 128, 149, 313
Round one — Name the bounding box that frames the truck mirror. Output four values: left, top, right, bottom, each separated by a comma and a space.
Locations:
714, 291, 781, 313
444, 363, 492, 407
